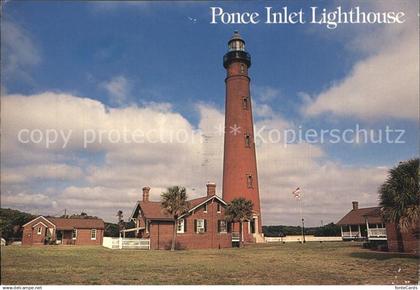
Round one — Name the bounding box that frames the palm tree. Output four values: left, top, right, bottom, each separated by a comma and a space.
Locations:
379, 158, 419, 252
225, 197, 254, 248
161, 186, 190, 251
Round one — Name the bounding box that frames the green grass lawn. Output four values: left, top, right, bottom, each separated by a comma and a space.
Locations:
1, 242, 418, 285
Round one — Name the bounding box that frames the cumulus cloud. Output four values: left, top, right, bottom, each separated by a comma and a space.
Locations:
302, 2, 419, 121
1, 92, 388, 225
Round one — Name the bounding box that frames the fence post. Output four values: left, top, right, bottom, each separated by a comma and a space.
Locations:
119, 237, 122, 249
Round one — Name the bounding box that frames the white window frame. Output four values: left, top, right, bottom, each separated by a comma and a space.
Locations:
37, 227, 42, 235
72, 229, 77, 240
217, 203, 221, 213
91, 229, 97, 240
177, 219, 185, 234
196, 219, 205, 233
203, 203, 208, 213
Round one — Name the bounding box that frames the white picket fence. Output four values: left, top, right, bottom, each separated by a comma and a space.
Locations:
103, 237, 150, 250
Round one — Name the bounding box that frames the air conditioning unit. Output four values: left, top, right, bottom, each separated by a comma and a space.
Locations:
198, 228, 205, 234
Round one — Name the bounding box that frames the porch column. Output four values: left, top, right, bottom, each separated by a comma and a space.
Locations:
358, 225, 361, 238
349, 225, 352, 237
254, 217, 259, 234
366, 220, 370, 239
340, 226, 343, 238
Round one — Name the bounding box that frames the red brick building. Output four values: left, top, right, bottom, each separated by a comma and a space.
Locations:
129, 184, 235, 250
337, 202, 387, 241
22, 216, 104, 246
385, 223, 419, 254
337, 201, 419, 254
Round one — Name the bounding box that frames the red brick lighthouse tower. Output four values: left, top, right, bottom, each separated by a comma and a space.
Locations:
222, 31, 263, 241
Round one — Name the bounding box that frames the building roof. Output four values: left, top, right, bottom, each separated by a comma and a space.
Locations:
336, 207, 383, 225
23, 216, 105, 230
49, 217, 104, 230
131, 195, 225, 221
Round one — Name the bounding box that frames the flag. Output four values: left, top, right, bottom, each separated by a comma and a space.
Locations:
292, 187, 301, 199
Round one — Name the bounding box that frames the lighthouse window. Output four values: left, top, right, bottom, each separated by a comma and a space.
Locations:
242, 97, 249, 110
245, 133, 251, 148
247, 175, 253, 188
240, 64, 245, 73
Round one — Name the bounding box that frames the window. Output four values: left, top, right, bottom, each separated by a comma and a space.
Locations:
240, 64, 245, 73
91, 229, 97, 240
245, 133, 251, 148
37, 227, 42, 235
229, 40, 245, 52
195, 219, 206, 233
247, 175, 253, 188
177, 219, 185, 234
72, 229, 77, 240
218, 220, 227, 233
203, 203, 208, 213
242, 97, 249, 110
217, 203, 221, 213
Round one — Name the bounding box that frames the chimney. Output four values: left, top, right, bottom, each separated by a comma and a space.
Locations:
206, 182, 216, 196
352, 201, 358, 210
142, 186, 150, 202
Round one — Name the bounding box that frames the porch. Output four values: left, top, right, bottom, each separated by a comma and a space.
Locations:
340, 225, 366, 240
56, 229, 76, 245
367, 226, 387, 241
120, 226, 146, 238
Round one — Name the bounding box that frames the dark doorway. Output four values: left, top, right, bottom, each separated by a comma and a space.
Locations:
250, 219, 256, 234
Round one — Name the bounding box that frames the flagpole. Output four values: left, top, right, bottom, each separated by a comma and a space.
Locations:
300, 197, 305, 243
292, 187, 305, 243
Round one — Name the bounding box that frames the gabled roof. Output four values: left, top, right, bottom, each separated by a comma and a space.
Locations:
137, 201, 172, 221
130, 194, 227, 221
23, 216, 104, 230
22, 216, 55, 228
48, 218, 104, 230
362, 207, 383, 224
336, 207, 383, 225
179, 195, 226, 219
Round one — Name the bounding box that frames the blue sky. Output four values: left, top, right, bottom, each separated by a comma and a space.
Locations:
1, 1, 418, 225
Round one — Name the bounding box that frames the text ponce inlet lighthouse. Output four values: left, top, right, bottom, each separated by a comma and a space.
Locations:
222, 31, 263, 240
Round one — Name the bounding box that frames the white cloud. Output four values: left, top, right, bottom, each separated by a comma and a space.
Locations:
1, 92, 389, 224
100, 76, 130, 105
303, 3, 419, 121
1, 192, 53, 207
2, 164, 83, 185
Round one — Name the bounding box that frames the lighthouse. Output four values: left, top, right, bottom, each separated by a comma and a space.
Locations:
222, 31, 263, 241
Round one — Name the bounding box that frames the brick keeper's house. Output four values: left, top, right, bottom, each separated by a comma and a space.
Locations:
125, 183, 260, 250
22, 216, 104, 246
